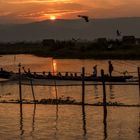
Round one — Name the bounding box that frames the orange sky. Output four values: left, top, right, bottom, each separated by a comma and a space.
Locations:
0, 0, 140, 23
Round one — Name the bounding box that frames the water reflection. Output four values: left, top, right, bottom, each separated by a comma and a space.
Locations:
82, 105, 87, 136
1, 55, 140, 140
19, 103, 37, 139
103, 105, 108, 140
94, 85, 99, 99
53, 60, 57, 74
30, 79, 36, 101
139, 112, 140, 139
137, 85, 140, 138
54, 104, 59, 139
13, 55, 16, 66
109, 84, 115, 100
102, 76, 108, 140
31, 104, 36, 134
49, 86, 58, 99
0, 103, 139, 140
19, 103, 24, 138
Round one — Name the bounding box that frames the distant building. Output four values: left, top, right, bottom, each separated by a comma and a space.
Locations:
122, 36, 136, 45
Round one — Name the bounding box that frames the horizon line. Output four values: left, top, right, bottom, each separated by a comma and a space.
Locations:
1, 16, 140, 25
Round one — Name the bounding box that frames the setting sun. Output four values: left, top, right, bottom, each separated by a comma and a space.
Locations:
50, 16, 56, 21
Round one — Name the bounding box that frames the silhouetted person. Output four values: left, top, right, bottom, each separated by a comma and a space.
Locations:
65, 72, 68, 77
108, 61, 114, 77
78, 15, 89, 22
57, 72, 62, 77
93, 65, 97, 77
0, 68, 4, 72
74, 73, 77, 77
48, 72, 52, 77
70, 73, 74, 77
26, 68, 32, 77
116, 29, 121, 37
28, 68, 31, 74
33, 72, 37, 78
22, 67, 27, 73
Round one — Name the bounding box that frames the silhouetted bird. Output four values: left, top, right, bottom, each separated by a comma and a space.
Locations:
116, 29, 121, 36
78, 15, 89, 22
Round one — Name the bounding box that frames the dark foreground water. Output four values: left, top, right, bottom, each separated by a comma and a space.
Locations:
0, 55, 140, 140
0, 104, 140, 140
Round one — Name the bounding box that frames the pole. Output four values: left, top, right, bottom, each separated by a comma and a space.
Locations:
138, 67, 140, 90
18, 63, 22, 103
101, 69, 108, 139
30, 79, 36, 103
19, 103, 24, 136
82, 67, 85, 105
82, 104, 87, 135
101, 69, 107, 107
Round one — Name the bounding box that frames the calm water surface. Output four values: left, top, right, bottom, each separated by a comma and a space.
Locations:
0, 54, 140, 140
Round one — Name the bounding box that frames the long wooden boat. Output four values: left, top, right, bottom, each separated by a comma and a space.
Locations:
0, 70, 14, 79
25, 74, 133, 82
0, 70, 133, 82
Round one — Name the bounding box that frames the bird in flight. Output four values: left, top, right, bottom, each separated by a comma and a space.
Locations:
116, 29, 121, 36
78, 15, 89, 22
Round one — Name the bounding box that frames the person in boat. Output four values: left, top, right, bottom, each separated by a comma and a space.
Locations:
28, 68, 31, 73
27, 68, 33, 77
43, 71, 45, 75
57, 72, 62, 77
65, 72, 68, 77
0, 68, 3, 72
93, 65, 97, 77
22, 67, 27, 73
33, 72, 38, 78
0, 68, 8, 74
70, 73, 73, 77
108, 61, 114, 77
48, 71, 52, 77
74, 73, 77, 77
0, 68, 9, 73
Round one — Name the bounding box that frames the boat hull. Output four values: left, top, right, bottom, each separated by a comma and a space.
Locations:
0, 71, 133, 82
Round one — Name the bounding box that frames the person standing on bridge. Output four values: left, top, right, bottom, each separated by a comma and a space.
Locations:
108, 61, 114, 77
93, 65, 97, 77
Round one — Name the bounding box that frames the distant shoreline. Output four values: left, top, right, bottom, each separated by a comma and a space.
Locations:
0, 40, 140, 60
1, 52, 140, 60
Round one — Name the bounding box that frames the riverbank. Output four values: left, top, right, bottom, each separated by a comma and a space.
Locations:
0, 41, 140, 59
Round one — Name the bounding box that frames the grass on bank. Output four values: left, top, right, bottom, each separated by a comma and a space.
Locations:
0, 41, 140, 59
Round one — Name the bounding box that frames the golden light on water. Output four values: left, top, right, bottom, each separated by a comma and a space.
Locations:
53, 60, 57, 74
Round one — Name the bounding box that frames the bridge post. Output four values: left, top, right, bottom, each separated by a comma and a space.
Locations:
101, 69, 107, 110
82, 67, 85, 105
30, 79, 36, 103
138, 67, 140, 90
18, 63, 22, 104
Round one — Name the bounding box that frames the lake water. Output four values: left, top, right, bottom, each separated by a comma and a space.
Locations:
0, 54, 140, 140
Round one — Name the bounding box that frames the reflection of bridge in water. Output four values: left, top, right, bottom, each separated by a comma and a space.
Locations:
1, 66, 140, 139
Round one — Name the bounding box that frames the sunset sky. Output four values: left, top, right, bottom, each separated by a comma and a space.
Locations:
0, 0, 140, 23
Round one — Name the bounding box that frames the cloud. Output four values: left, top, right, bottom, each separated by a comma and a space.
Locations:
17, 3, 89, 20
2, 0, 72, 4
0, 1, 89, 22
86, 0, 140, 18
0, 0, 140, 23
